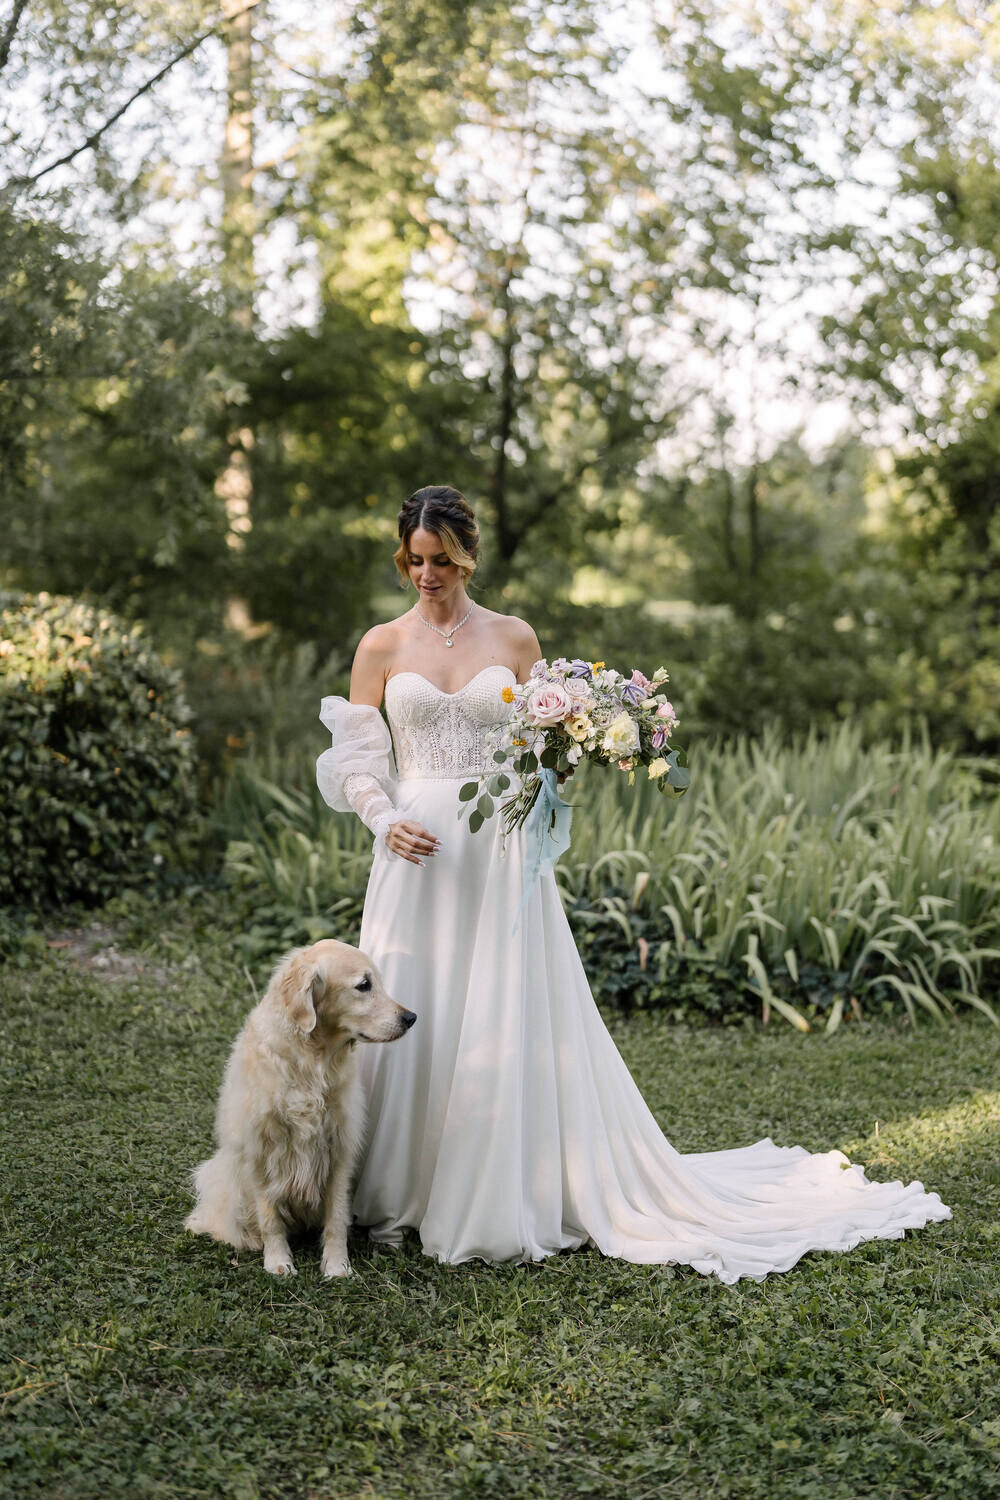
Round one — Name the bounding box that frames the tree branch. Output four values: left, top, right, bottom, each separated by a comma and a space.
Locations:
0, 0, 29, 77
13, 0, 264, 186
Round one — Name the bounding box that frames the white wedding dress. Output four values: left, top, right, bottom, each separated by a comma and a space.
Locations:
317, 664, 950, 1282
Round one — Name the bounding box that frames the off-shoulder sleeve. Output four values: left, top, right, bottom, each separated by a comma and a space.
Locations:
317, 698, 403, 855
316, 697, 398, 813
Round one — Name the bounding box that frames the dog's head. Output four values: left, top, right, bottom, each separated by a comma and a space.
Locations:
273, 939, 416, 1044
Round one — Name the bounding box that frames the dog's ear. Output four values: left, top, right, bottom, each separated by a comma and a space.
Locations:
277, 955, 324, 1034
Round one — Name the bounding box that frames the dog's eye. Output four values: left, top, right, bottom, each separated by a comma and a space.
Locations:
355, 975, 372, 991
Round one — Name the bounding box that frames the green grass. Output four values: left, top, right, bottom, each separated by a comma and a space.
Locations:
2, 906, 1000, 1499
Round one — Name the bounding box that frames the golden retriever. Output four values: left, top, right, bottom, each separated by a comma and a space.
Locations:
185, 938, 415, 1277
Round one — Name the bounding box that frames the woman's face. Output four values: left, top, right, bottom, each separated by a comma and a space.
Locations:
406, 527, 463, 602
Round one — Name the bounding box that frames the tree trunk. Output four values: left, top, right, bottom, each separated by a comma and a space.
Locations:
489, 267, 516, 566
216, 0, 256, 555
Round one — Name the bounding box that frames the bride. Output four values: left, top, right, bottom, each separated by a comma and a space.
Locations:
317, 484, 950, 1281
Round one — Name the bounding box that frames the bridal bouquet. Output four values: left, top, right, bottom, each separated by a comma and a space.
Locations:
458, 657, 689, 837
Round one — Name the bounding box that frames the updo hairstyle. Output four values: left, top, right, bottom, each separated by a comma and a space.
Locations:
394, 485, 480, 585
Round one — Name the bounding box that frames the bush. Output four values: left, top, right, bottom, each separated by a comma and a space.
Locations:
0, 592, 196, 908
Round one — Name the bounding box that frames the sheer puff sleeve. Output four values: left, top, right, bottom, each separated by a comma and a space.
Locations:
317, 696, 402, 854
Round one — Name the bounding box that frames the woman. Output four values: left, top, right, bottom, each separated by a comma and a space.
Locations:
317, 485, 949, 1280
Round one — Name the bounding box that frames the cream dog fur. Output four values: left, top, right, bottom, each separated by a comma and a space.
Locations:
185, 938, 415, 1277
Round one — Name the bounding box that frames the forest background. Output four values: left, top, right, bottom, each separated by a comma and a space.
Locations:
3, 0, 999, 773
3, 13, 1000, 1494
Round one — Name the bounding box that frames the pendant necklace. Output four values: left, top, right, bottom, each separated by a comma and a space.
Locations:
416, 600, 475, 648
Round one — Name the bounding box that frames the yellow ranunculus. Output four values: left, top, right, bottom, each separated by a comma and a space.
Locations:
602, 712, 640, 757
566, 713, 591, 742
647, 757, 669, 780
501, 685, 515, 703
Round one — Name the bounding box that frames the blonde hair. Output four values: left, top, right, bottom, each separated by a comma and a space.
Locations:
394, 486, 480, 585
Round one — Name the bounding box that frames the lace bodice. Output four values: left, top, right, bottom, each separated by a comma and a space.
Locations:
384, 665, 515, 780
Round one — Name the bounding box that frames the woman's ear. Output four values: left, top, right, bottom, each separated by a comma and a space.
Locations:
277, 954, 322, 1033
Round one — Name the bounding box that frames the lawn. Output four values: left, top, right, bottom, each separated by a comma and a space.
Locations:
2, 907, 999, 1499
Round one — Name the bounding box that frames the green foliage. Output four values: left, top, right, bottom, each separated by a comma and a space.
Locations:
0, 593, 196, 908
184, 635, 350, 789
862, 406, 1000, 753
216, 756, 371, 960
1, 926, 999, 1497
558, 724, 1000, 1028
210, 723, 999, 1024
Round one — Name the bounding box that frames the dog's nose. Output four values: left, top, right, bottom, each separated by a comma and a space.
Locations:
401, 1009, 417, 1030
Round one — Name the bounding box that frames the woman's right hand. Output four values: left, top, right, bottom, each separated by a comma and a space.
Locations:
386, 820, 441, 866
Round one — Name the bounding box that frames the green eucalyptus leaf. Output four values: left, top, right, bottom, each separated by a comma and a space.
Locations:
458, 781, 479, 802
468, 810, 484, 834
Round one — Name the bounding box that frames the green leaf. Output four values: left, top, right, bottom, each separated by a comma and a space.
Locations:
458, 782, 479, 802
477, 794, 494, 819
493, 750, 508, 763
468, 810, 484, 834
540, 746, 559, 769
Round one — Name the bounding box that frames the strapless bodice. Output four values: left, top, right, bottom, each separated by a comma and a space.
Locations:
384, 665, 514, 780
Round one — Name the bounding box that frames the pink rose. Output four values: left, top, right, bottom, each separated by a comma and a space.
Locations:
565, 676, 593, 706
526, 681, 572, 727
656, 700, 675, 719
631, 668, 653, 694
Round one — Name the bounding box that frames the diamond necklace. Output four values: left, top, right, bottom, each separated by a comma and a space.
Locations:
415, 600, 475, 647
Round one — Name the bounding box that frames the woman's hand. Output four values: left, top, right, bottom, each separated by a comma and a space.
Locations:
386, 819, 441, 866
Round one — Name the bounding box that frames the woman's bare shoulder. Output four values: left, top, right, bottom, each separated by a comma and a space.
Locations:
476, 606, 538, 646
355, 615, 411, 659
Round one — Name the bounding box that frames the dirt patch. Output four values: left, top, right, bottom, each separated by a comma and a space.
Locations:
45, 921, 170, 984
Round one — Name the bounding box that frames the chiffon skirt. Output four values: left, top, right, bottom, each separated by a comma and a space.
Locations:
352, 775, 951, 1281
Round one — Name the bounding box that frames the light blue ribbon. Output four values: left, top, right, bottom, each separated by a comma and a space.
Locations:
513, 767, 573, 932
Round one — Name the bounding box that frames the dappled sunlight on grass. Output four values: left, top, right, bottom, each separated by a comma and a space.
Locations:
2, 911, 999, 1499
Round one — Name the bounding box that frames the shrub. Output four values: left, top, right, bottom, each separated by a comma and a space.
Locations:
0, 592, 196, 908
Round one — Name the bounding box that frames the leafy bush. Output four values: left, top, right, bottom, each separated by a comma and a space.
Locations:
218, 760, 371, 961
0, 593, 196, 908
557, 723, 1000, 1028
212, 722, 1000, 1024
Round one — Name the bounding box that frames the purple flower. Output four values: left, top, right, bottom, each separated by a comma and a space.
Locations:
651, 727, 667, 749
529, 659, 548, 679
550, 656, 571, 675
567, 659, 592, 679
620, 680, 645, 707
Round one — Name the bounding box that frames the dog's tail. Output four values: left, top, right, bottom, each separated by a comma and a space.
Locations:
184, 1152, 262, 1250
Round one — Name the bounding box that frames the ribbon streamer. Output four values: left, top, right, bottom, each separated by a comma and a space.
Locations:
513, 767, 573, 932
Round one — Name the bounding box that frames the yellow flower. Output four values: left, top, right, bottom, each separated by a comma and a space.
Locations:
566, 713, 591, 742
591, 660, 605, 671
647, 757, 669, 780
501, 686, 515, 703
513, 737, 526, 746
603, 713, 640, 757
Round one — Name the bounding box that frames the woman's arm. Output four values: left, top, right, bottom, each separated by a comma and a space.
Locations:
346, 627, 440, 868
349, 628, 390, 709
511, 619, 544, 684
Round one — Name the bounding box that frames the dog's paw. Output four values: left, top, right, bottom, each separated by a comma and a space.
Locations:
321, 1251, 352, 1279
263, 1250, 297, 1276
